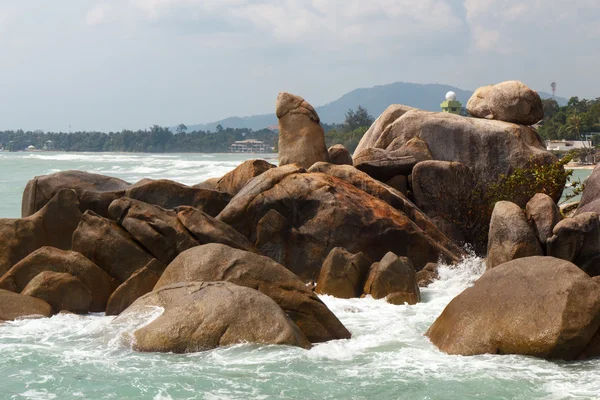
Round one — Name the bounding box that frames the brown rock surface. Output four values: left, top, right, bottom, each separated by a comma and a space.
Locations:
0, 289, 53, 321
119, 281, 311, 353
72, 211, 155, 283
218, 170, 460, 280
214, 159, 276, 196
276, 92, 329, 169
426, 256, 600, 360
354, 104, 415, 155
155, 244, 350, 343
416, 262, 439, 287
21, 170, 129, 218
576, 164, 600, 216
353, 148, 417, 181
363, 252, 420, 305
0, 246, 113, 312
487, 201, 543, 269
526, 193, 562, 245
466, 80, 544, 125
327, 144, 353, 166
105, 259, 164, 316
0, 189, 81, 277
21, 271, 92, 314
315, 248, 371, 299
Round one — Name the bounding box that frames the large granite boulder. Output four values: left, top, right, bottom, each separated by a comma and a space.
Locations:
327, 145, 353, 166
105, 259, 164, 316
466, 80, 544, 125
354, 104, 415, 155
427, 257, 600, 360
0, 246, 113, 312
125, 179, 231, 217
72, 211, 157, 283
362, 252, 420, 305
21, 170, 129, 218
308, 162, 462, 256
218, 169, 460, 280
576, 164, 600, 215
119, 282, 311, 353
108, 198, 199, 265
315, 248, 371, 299
213, 159, 276, 196
487, 201, 543, 269
154, 244, 350, 343
21, 271, 92, 315
0, 189, 81, 277
526, 193, 562, 245
0, 289, 53, 321
547, 212, 600, 277
277, 92, 329, 169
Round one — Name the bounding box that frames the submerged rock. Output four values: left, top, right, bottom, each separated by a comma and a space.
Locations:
277, 92, 329, 169
427, 256, 600, 360
155, 244, 350, 343
119, 281, 311, 353
0, 289, 53, 321
316, 248, 371, 299
363, 252, 420, 305
21, 271, 92, 315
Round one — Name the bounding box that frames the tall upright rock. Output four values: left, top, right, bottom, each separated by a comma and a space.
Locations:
276, 92, 329, 169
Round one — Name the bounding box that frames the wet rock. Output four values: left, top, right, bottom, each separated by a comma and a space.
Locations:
327, 144, 353, 166
427, 256, 600, 360
0, 246, 113, 312
466, 80, 544, 125
0, 189, 81, 277
155, 244, 350, 343
72, 211, 155, 283
315, 248, 371, 299
0, 289, 53, 321
487, 201, 543, 269
21, 170, 129, 218
526, 193, 562, 245
21, 271, 92, 314
119, 282, 311, 353
105, 259, 164, 316
277, 92, 329, 169
416, 262, 439, 287
363, 252, 420, 305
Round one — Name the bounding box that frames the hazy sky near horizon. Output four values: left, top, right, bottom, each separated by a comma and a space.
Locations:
0, 0, 599, 131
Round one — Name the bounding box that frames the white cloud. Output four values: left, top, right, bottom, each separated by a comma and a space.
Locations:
86, 4, 111, 26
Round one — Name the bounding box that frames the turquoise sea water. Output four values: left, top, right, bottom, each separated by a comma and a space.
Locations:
0, 152, 598, 400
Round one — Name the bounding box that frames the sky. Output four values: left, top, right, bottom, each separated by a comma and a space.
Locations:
0, 0, 599, 132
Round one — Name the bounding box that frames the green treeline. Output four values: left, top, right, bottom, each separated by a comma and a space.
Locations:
539, 97, 600, 142
0, 125, 278, 153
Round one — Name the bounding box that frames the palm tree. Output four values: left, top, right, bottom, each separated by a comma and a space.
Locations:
559, 114, 584, 140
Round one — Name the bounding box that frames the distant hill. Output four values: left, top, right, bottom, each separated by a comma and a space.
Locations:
181, 82, 568, 132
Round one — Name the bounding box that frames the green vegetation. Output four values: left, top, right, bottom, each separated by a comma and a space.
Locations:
539, 97, 600, 141
0, 126, 278, 153
324, 105, 375, 152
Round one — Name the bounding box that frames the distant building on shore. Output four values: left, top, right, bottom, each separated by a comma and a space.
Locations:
441, 91, 462, 114
230, 139, 271, 153
546, 139, 590, 152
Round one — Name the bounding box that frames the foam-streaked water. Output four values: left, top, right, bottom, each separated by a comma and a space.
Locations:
0, 152, 599, 399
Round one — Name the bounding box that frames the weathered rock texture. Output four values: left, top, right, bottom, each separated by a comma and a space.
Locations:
526, 193, 562, 245
0, 190, 81, 277
0, 289, 53, 321
22, 271, 92, 314
576, 164, 600, 216
427, 257, 600, 360
327, 145, 353, 166
213, 159, 276, 196
218, 169, 460, 280
353, 148, 417, 181
21, 170, 129, 218
155, 244, 350, 343
0, 246, 113, 312
354, 104, 415, 155
363, 252, 420, 305
466, 80, 544, 125
487, 201, 543, 269
547, 212, 600, 277
277, 92, 329, 169
105, 260, 164, 316
315, 248, 371, 299
119, 282, 311, 353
